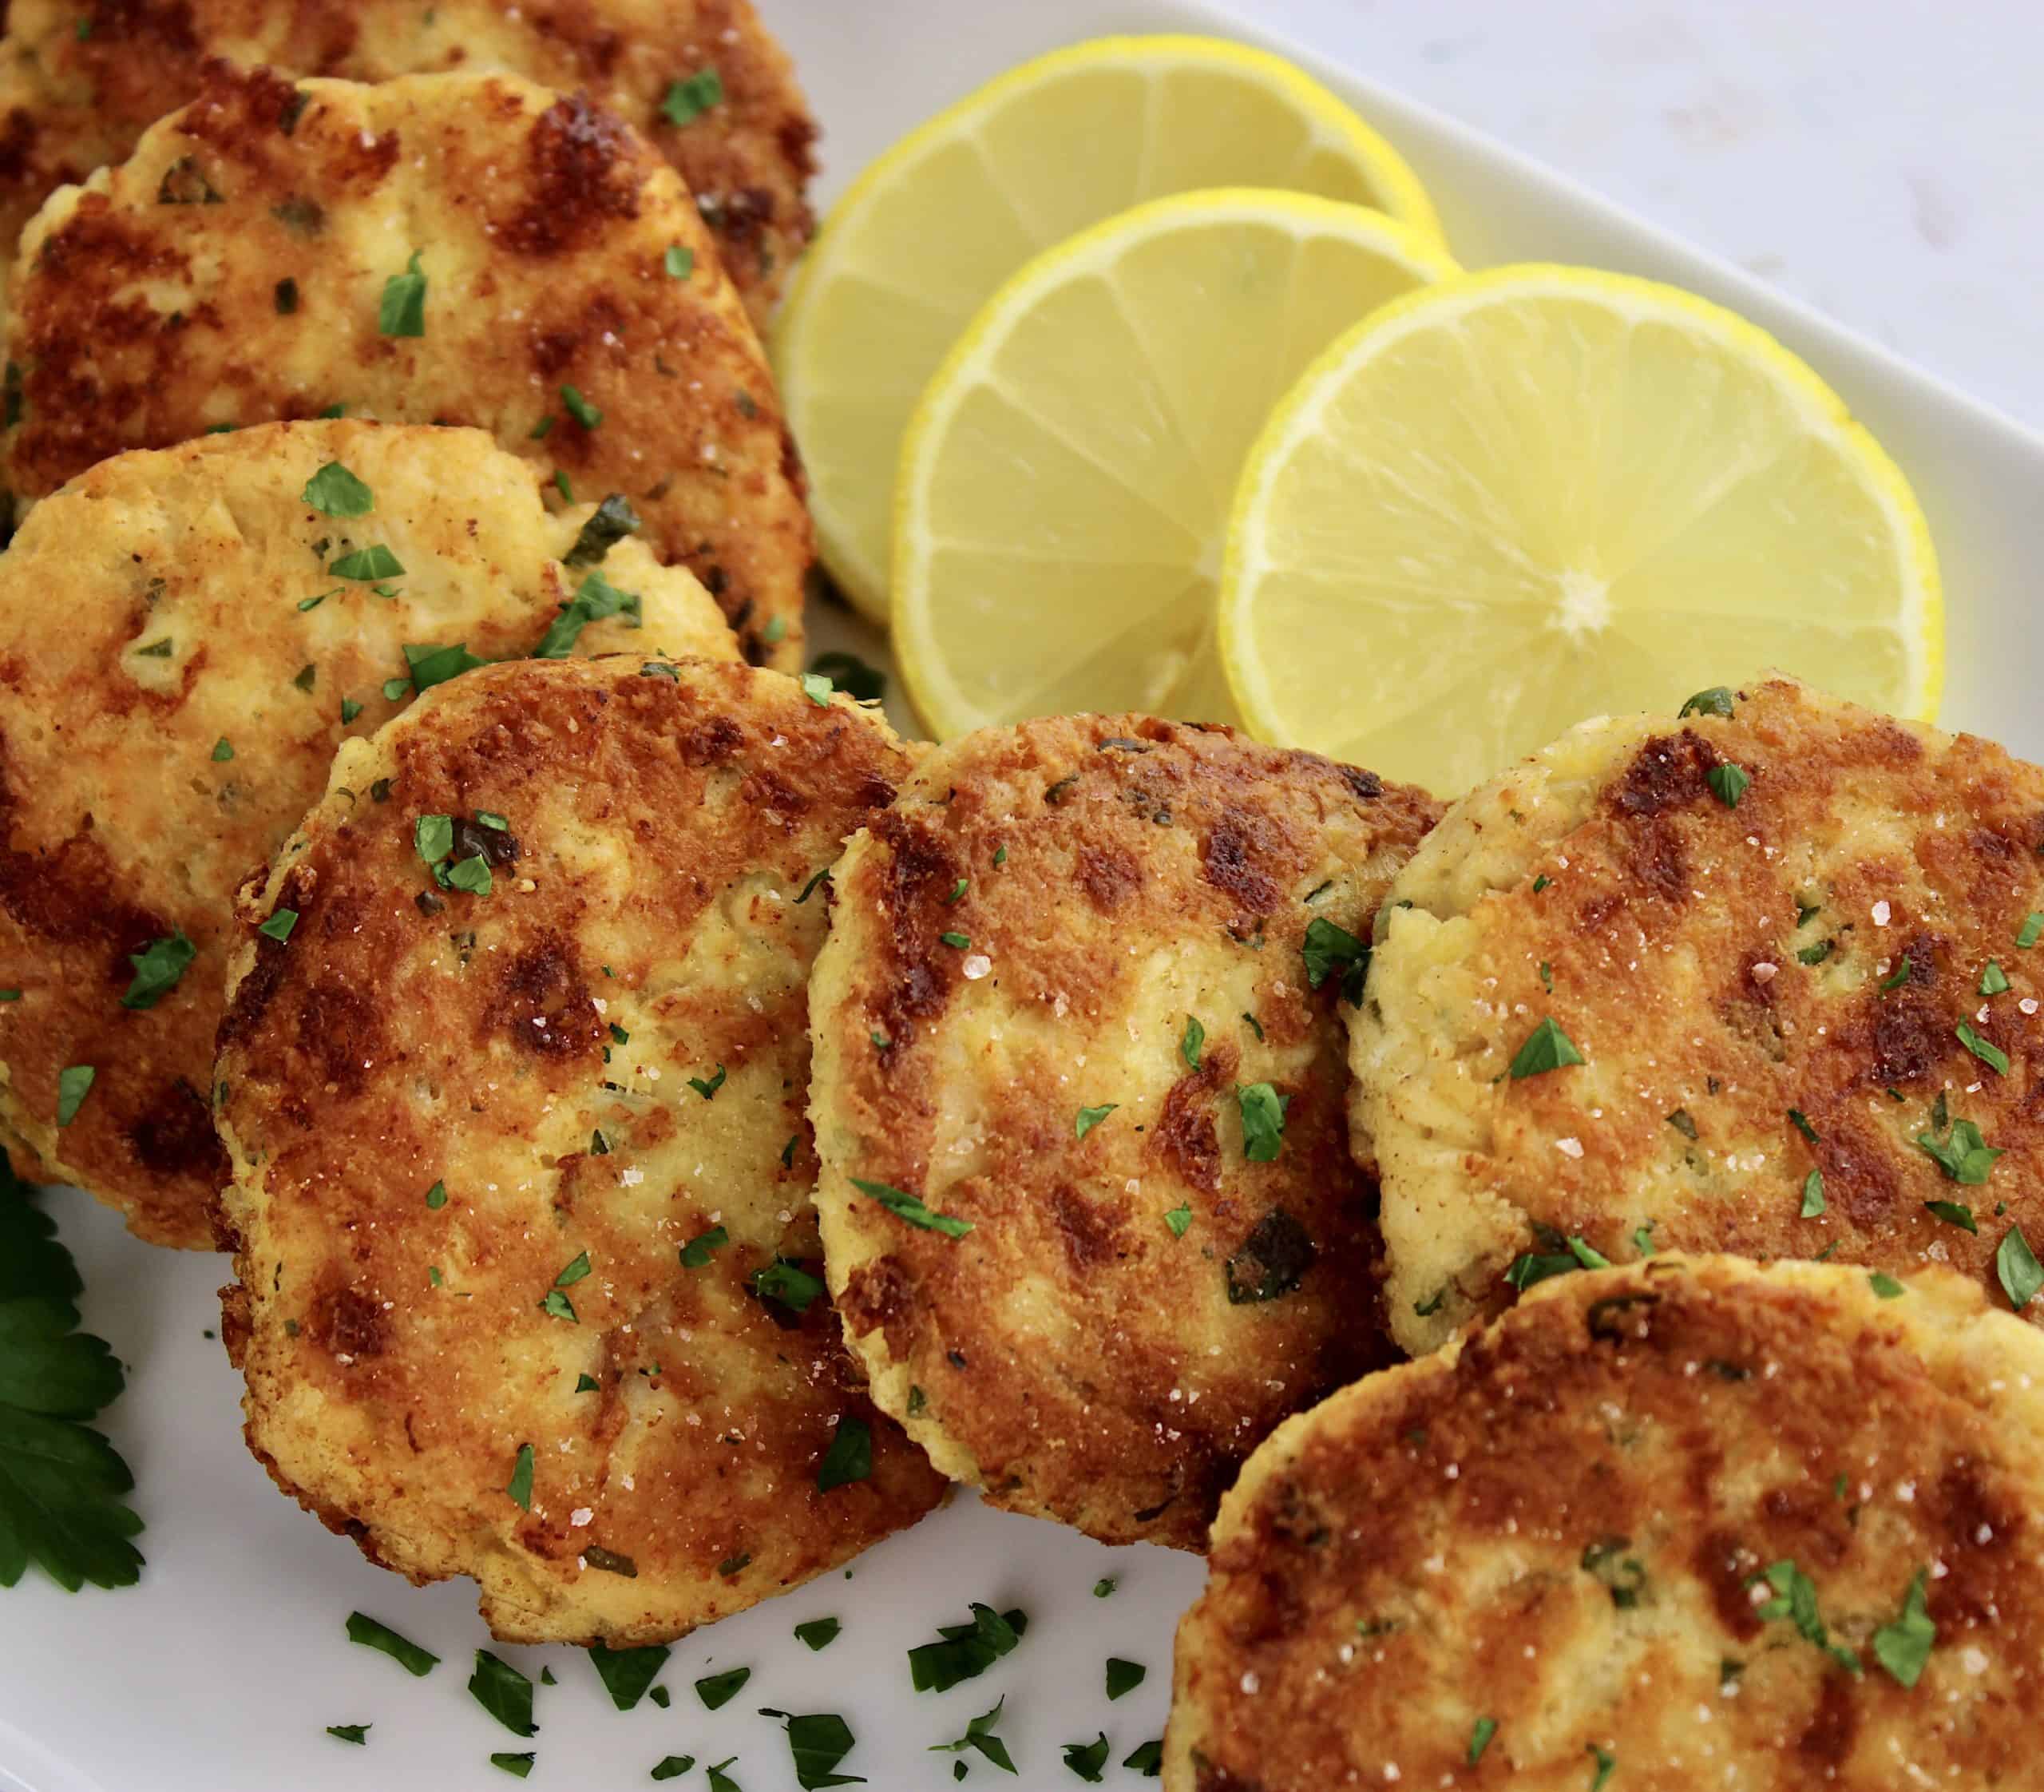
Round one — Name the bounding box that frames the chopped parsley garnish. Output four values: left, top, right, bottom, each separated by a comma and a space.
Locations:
1982, 961, 2011, 995
535, 569, 642, 657
1872, 1568, 1936, 1687
688, 1064, 727, 1100
651, 1759, 696, 1783
1996, 1223, 2043, 1310
1412, 1288, 1446, 1316
1179, 1014, 1204, 1071
326, 1723, 369, 1745
259, 908, 299, 942
303, 461, 372, 517
1104, 1657, 1146, 1699
2022, 913, 2044, 950
938, 930, 969, 950
1504, 1233, 1607, 1289
664, 245, 695, 279
1242, 1010, 1264, 1041
1796, 939, 1832, 965
679, 1224, 728, 1269
589, 1642, 668, 1711
850, 1177, 972, 1238
760, 1709, 863, 1790
1092, 1577, 1116, 1598
345, 1612, 438, 1676
1788, 1108, 1820, 1144
794, 1616, 841, 1651
489, 1756, 534, 1779
1301, 915, 1369, 1003
810, 650, 887, 703
1667, 1108, 1698, 1140
55, 1065, 94, 1126
1956, 1022, 2009, 1075
1063, 1733, 1110, 1783
562, 494, 641, 568
1236, 1082, 1289, 1161
908, 1603, 1025, 1692
1123, 1741, 1164, 1778
136, 636, 173, 658
1880, 955, 1913, 991
1678, 687, 1735, 718
751, 1259, 824, 1314
707, 1762, 742, 1792
1074, 1103, 1117, 1140
1749, 1560, 1864, 1667
1468, 1717, 1498, 1765
661, 68, 725, 125
1163, 1204, 1192, 1237
541, 1287, 577, 1322
1800, 1170, 1826, 1217
795, 866, 831, 903
555, 470, 575, 504
340, 697, 362, 723
330, 544, 404, 581
553, 1251, 592, 1289
1916, 1112, 2002, 1184
1869, 1272, 1905, 1298
0, 989, 17, 1001
930, 1697, 1016, 1774
293, 662, 317, 692
1924, 1199, 1976, 1233
505, 1442, 536, 1507
1582, 1537, 1646, 1607
212, 737, 234, 761
574, 1374, 598, 1393
818, 1415, 872, 1491
0, 1158, 144, 1589
695, 1665, 751, 1711
1706, 762, 1750, 808
1509, 1016, 1583, 1078
559, 384, 602, 430
426, 1180, 448, 1210
121, 931, 196, 1009
941, 878, 969, 905
378, 251, 427, 337
1587, 1744, 1617, 1790
469, 1650, 537, 1735
800, 671, 834, 705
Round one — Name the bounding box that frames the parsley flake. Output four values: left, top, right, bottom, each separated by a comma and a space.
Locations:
535, 569, 642, 657
489, 1755, 534, 1779
1982, 961, 2011, 996
1468, 1717, 1498, 1765
909, 1604, 1025, 1692
1237, 1081, 1289, 1161
2022, 913, 2044, 950
930, 1697, 1016, 1775
212, 737, 234, 761
688, 1064, 727, 1100
1996, 1223, 2043, 1310
1870, 1272, 1906, 1298
1957, 1021, 2009, 1075
661, 69, 725, 125
800, 671, 834, 705
1706, 761, 1751, 807
325, 1723, 369, 1745
651, 1758, 695, 1783
1679, 687, 1735, 718
1925, 1199, 1977, 1233
1880, 956, 1913, 991
1800, 1169, 1826, 1217
664, 244, 695, 279
505, 1442, 535, 1508
762, 1709, 865, 1790
303, 461, 373, 517
1163, 1204, 1192, 1237
1872, 1568, 1937, 1687
55, 1065, 94, 1126
1074, 1103, 1117, 1140
258, 908, 299, 942
1063, 1733, 1110, 1783
818, 1415, 872, 1492
1180, 1014, 1204, 1071
1104, 1657, 1146, 1699
563, 494, 642, 568
695, 1665, 751, 1711
121, 931, 196, 1009
679, 1225, 728, 1269
330, 544, 404, 581
794, 1616, 841, 1651
1123, 1741, 1164, 1778
378, 251, 427, 337
345, 1612, 438, 1676
1916, 1113, 2002, 1184
810, 650, 887, 702
850, 1176, 972, 1238
469, 1650, 536, 1736
1510, 1017, 1583, 1078
751, 1259, 824, 1314
1301, 915, 1369, 1003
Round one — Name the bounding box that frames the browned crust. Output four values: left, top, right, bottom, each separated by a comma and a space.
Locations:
1167, 1256, 2044, 1790
0, 0, 813, 324
3, 65, 809, 666
814, 713, 1442, 1549
216, 657, 945, 1641
1381, 678, 2044, 1330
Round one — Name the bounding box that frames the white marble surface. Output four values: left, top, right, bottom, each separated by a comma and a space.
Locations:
1226, 1, 2044, 430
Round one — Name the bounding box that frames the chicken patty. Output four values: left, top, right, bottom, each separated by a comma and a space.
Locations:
1353, 676, 2044, 1353
0, 0, 813, 323
1167, 1255, 2044, 1790
809, 713, 1440, 1549
0, 418, 731, 1248
216, 656, 945, 1643
3, 65, 808, 665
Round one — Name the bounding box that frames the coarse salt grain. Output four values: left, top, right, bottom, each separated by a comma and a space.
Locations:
1872, 900, 1891, 926
1557, 1136, 1584, 1159
962, 953, 992, 980
1752, 961, 1778, 982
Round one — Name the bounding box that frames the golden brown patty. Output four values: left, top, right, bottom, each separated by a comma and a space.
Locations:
216, 656, 945, 1643
1354, 677, 2044, 1354
1167, 1254, 2044, 1791
0, 418, 731, 1249
0, 0, 812, 323
3, 65, 808, 666
810, 714, 1441, 1549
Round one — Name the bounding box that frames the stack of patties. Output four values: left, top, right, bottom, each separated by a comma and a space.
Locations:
2, 61, 810, 664
1162, 676, 2044, 1787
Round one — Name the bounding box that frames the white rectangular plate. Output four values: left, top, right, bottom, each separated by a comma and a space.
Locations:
8, 3, 2044, 1790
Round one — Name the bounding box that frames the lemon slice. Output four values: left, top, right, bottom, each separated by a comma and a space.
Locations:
1221, 264, 1943, 794
890, 189, 1459, 736
774, 34, 1443, 622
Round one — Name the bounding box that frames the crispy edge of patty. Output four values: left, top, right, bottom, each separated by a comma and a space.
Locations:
1165, 1252, 2044, 1791
1351, 675, 2044, 1354
0, 418, 732, 1247
215, 656, 945, 1641
811, 712, 1441, 1548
